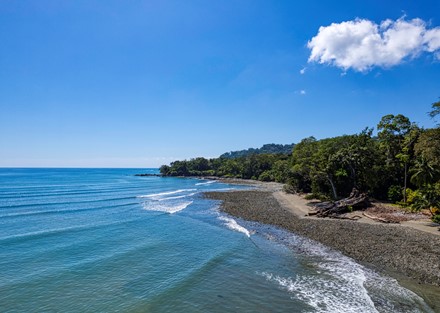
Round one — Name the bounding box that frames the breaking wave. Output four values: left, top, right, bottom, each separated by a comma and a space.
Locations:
158, 193, 196, 201
257, 226, 433, 313
137, 189, 196, 200
195, 180, 216, 186
142, 201, 193, 214
218, 216, 251, 237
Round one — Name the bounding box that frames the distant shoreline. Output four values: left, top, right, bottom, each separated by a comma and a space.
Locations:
203, 182, 440, 310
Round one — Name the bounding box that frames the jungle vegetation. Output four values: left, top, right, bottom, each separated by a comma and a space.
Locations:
160, 100, 440, 222
219, 143, 294, 159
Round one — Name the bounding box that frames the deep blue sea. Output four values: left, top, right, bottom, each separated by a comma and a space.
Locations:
0, 168, 434, 312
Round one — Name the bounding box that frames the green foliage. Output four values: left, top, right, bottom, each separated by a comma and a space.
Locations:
412, 128, 440, 187
409, 183, 440, 214
429, 99, 440, 126
376, 114, 421, 204
159, 165, 170, 175
403, 188, 425, 211
160, 154, 290, 182
304, 193, 331, 201
304, 194, 316, 200
220, 143, 294, 159
258, 171, 272, 182
288, 130, 382, 200
283, 184, 296, 194
405, 188, 418, 205
271, 160, 290, 183
410, 156, 438, 187
388, 185, 402, 203
432, 214, 440, 224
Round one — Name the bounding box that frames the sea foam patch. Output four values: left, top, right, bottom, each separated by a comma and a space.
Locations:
256, 226, 433, 313
218, 216, 251, 237
157, 193, 197, 201
195, 180, 216, 186
142, 201, 193, 214
138, 189, 197, 214
137, 189, 196, 200
260, 271, 376, 313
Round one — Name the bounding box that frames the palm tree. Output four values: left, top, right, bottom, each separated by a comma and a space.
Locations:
410, 157, 439, 187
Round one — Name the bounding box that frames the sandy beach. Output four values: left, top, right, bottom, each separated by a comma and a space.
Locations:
204, 181, 440, 310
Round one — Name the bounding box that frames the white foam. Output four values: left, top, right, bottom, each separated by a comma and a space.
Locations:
260, 271, 379, 313
256, 226, 433, 313
158, 192, 196, 201
218, 216, 250, 237
137, 189, 196, 199
210, 187, 235, 192
142, 201, 193, 214
195, 180, 216, 186
362, 268, 434, 312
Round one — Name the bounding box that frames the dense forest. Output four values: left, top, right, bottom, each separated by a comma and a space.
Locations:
160, 101, 440, 223
220, 143, 295, 159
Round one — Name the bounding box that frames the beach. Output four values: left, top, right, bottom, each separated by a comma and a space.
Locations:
204, 183, 440, 310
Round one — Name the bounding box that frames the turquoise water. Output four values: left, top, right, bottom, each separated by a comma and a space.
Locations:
0, 168, 434, 312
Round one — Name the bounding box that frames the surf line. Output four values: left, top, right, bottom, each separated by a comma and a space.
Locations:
217, 215, 263, 250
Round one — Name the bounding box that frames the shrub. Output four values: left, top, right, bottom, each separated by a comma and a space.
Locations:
406, 188, 417, 204
283, 184, 297, 194
304, 193, 331, 201
409, 183, 440, 214
304, 194, 316, 200
387, 185, 402, 203
258, 171, 272, 182
410, 191, 429, 212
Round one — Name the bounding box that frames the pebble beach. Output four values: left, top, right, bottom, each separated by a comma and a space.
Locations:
204, 188, 440, 310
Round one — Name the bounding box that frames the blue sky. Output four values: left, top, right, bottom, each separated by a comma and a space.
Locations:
1, 0, 440, 167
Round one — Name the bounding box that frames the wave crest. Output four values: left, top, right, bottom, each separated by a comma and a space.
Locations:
195, 181, 216, 186
218, 216, 250, 237
142, 201, 193, 214
137, 189, 196, 199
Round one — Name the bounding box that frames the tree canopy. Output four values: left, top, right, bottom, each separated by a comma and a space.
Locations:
220, 143, 294, 159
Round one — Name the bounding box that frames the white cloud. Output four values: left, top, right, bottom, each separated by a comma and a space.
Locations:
300, 67, 306, 74
424, 28, 440, 52
307, 17, 440, 72
300, 90, 306, 95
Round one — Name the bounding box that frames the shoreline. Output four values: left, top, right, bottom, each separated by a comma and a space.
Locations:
203, 183, 440, 310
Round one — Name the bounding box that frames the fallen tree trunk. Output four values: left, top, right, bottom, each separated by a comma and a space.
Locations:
310, 188, 370, 218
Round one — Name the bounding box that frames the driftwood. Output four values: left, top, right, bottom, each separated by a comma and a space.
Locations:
327, 215, 363, 220
310, 188, 370, 218
362, 212, 399, 224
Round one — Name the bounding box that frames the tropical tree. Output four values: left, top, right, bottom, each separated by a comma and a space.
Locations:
377, 114, 418, 203
332, 129, 382, 195
410, 156, 438, 187
429, 99, 440, 125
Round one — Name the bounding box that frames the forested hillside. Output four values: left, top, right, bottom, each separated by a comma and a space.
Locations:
220, 143, 294, 159
160, 100, 440, 223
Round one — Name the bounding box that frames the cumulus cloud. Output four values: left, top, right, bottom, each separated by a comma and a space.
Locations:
307, 17, 440, 72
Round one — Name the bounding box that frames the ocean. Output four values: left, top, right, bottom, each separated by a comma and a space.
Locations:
0, 168, 434, 312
